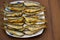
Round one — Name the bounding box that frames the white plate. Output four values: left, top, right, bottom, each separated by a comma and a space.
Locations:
4, 1, 45, 38
6, 29, 44, 38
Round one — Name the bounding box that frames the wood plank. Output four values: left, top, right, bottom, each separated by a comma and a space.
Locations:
48, 0, 60, 40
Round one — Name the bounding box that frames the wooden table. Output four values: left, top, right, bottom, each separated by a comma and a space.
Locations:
0, 0, 60, 40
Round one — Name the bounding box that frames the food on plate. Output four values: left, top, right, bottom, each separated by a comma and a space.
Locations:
8, 3, 24, 7
7, 29, 24, 37
7, 7, 25, 12
6, 24, 23, 29
4, 12, 22, 17
5, 17, 23, 20
24, 1, 40, 6
3, 1, 47, 37
24, 17, 46, 23
7, 17, 24, 23
25, 24, 46, 31
12, 23, 24, 25
24, 8, 40, 13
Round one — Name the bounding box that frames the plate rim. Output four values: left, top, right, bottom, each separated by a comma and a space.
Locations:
5, 29, 44, 38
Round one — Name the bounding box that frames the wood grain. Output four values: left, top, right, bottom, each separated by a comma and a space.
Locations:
0, 0, 60, 40
48, 0, 60, 40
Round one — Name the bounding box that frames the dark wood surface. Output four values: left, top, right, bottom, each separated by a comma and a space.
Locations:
0, 0, 60, 40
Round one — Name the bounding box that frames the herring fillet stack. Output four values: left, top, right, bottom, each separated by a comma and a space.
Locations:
3, 1, 47, 38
